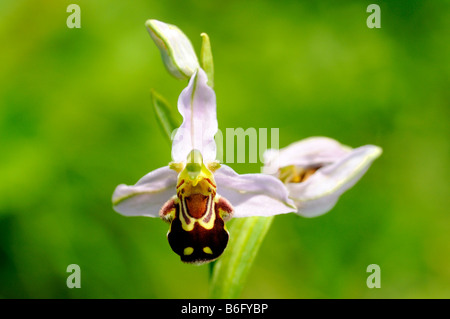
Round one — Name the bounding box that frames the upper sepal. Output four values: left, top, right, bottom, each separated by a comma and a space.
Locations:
171, 68, 218, 163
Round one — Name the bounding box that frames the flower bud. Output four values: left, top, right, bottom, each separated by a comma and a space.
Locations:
146, 19, 199, 80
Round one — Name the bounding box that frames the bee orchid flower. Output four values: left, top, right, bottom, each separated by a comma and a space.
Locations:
263, 137, 382, 218
112, 68, 295, 264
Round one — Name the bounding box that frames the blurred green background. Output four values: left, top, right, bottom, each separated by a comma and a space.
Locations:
1, 0, 449, 298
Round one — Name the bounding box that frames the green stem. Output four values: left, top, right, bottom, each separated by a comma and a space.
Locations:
209, 216, 274, 298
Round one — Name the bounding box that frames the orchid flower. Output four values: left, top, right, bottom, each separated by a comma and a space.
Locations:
113, 19, 382, 271
263, 137, 382, 218
112, 68, 295, 264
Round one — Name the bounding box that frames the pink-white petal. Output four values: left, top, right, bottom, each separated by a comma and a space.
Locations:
214, 164, 296, 218
263, 137, 351, 175
287, 145, 382, 217
112, 166, 177, 217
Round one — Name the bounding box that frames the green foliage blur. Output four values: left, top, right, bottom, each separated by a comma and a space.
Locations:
1, 0, 449, 298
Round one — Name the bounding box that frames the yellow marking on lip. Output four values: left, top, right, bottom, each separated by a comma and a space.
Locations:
203, 247, 213, 254
179, 194, 216, 231
183, 247, 194, 255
